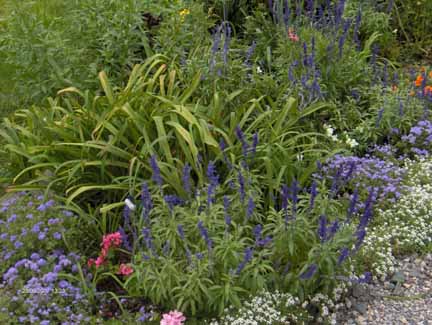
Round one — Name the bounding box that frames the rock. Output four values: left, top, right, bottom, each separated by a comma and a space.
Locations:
356, 315, 366, 324
391, 271, 405, 284
353, 302, 368, 315
384, 282, 396, 290
393, 283, 404, 296
352, 283, 369, 299
410, 269, 422, 278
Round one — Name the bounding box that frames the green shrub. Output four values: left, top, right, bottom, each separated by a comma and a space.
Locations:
0, 0, 154, 114
83, 159, 359, 319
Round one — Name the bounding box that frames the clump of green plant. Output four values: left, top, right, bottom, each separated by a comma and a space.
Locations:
0, 0, 156, 113
391, 0, 432, 60
80, 154, 373, 320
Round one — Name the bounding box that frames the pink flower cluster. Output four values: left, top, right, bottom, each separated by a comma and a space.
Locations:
288, 28, 299, 42
117, 263, 134, 276
160, 310, 186, 325
87, 232, 122, 268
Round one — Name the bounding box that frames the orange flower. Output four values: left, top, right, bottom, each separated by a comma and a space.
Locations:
429, 71, 432, 79
415, 75, 424, 87
391, 85, 397, 92
409, 90, 415, 96
425, 86, 432, 95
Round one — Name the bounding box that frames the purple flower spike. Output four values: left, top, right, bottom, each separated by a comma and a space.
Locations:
338, 247, 350, 265
141, 182, 153, 222
235, 126, 249, 157
163, 195, 184, 212
197, 220, 212, 251
238, 169, 246, 203
236, 246, 254, 275
300, 264, 318, 280
246, 196, 255, 219
317, 215, 327, 242
149, 155, 163, 187
177, 224, 185, 240
206, 162, 219, 207
253, 224, 262, 243
309, 181, 318, 210
182, 163, 192, 196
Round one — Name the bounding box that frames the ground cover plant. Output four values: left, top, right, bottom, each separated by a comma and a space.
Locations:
0, 0, 431, 323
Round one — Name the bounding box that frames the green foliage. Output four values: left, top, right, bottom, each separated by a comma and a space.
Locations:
0, 0, 153, 115
84, 161, 356, 318
392, 0, 432, 59
0, 54, 337, 210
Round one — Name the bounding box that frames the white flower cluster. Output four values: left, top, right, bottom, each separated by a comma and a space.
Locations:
210, 290, 301, 325
210, 283, 352, 325
324, 124, 339, 142
323, 124, 359, 148
360, 157, 432, 278
345, 136, 359, 148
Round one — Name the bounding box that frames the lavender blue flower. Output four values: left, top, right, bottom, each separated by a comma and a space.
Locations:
7, 214, 17, 223
347, 188, 359, 221
141, 182, 153, 222
177, 224, 185, 240
235, 126, 249, 157
209, 24, 222, 73
182, 163, 192, 195
337, 247, 350, 265
358, 271, 372, 283
338, 19, 352, 58
238, 169, 246, 203
149, 155, 163, 187
197, 220, 212, 251
299, 264, 318, 280
246, 196, 255, 219
283, 0, 290, 26
206, 162, 219, 207
138, 306, 152, 322
235, 246, 254, 275
318, 215, 327, 242
222, 22, 231, 65
328, 220, 340, 240
353, 8, 362, 50
14, 241, 23, 249
256, 236, 272, 247
289, 179, 299, 219
142, 227, 157, 257
376, 107, 384, 127
253, 224, 262, 243
118, 226, 132, 251
164, 194, 184, 212
162, 240, 170, 256
42, 272, 57, 284
309, 180, 318, 210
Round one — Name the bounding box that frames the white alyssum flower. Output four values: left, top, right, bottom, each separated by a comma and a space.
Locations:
345, 137, 359, 148
124, 198, 136, 211
359, 157, 432, 276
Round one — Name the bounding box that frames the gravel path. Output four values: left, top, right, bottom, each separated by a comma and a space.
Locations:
337, 254, 432, 324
